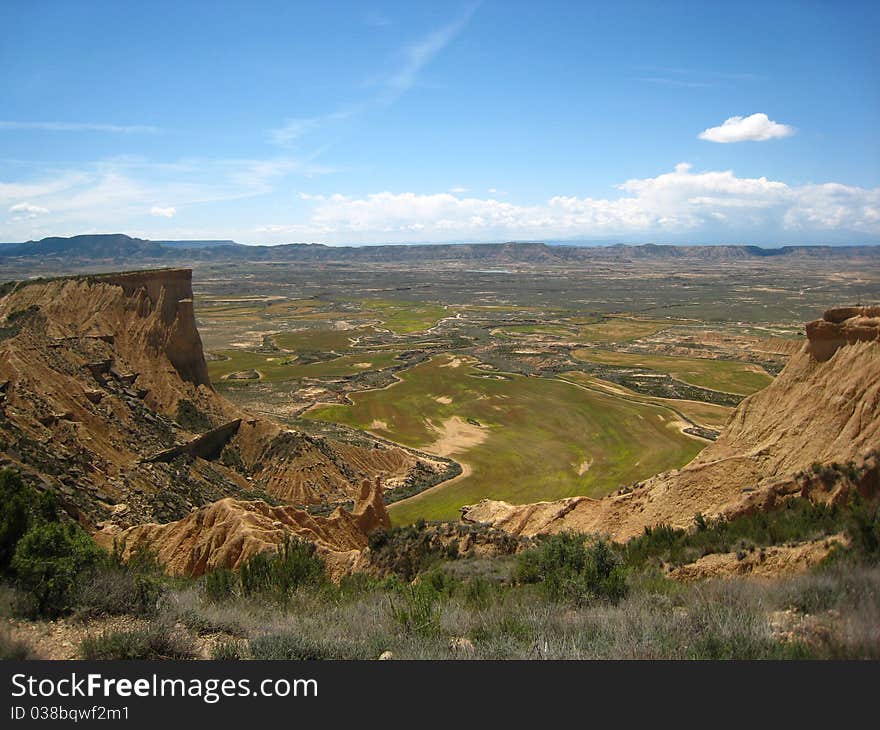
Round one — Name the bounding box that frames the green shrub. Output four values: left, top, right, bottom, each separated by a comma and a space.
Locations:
0, 630, 31, 660
367, 522, 455, 581
175, 399, 212, 432
624, 498, 856, 569
846, 495, 880, 559
79, 622, 196, 660
515, 532, 628, 604
74, 567, 165, 618
211, 639, 247, 660
388, 582, 443, 636
421, 567, 459, 597
249, 632, 331, 660
336, 571, 380, 598
202, 567, 239, 602
12, 522, 104, 618
463, 575, 494, 610
239, 538, 326, 599
0, 470, 34, 573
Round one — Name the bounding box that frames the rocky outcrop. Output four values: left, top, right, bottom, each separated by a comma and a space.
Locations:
462, 307, 880, 541
805, 306, 880, 361
98, 479, 390, 579
669, 534, 848, 582
145, 419, 243, 463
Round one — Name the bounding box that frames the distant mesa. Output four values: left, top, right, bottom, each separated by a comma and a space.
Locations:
0, 233, 878, 265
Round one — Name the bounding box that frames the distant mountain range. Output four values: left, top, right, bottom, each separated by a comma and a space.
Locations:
1, 233, 878, 265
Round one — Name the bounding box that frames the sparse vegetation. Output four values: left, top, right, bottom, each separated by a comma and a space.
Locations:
176, 399, 212, 432
0, 630, 31, 660
515, 533, 628, 604
238, 538, 327, 600
623, 496, 876, 569
79, 622, 197, 660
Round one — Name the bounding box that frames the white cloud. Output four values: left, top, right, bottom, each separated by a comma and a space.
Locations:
9, 202, 49, 215
698, 113, 795, 143
0, 154, 328, 239
4, 158, 877, 244
8, 202, 49, 220
270, 163, 878, 242
449, 186, 469, 194
0, 121, 160, 134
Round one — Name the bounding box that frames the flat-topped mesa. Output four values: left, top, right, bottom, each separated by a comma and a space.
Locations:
92, 269, 211, 388
806, 305, 880, 362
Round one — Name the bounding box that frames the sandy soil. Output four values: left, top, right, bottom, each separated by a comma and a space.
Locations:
425, 416, 488, 457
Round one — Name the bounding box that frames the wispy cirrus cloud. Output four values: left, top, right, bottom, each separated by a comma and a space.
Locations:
0, 121, 161, 134
377, 5, 478, 98
634, 77, 718, 89
268, 5, 478, 147
633, 66, 765, 89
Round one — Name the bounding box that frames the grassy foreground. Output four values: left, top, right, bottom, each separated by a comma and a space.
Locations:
2, 477, 877, 661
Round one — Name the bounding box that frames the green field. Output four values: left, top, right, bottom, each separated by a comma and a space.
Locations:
273, 325, 382, 352
575, 317, 673, 343
358, 298, 449, 334
306, 355, 705, 524
572, 348, 772, 395
208, 349, 400, 382
495, 323, 579, 338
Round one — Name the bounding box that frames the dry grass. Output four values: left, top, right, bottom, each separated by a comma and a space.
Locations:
89, 562, 880, 660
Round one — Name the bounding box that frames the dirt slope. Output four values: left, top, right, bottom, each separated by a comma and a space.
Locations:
462, 307, 880, 541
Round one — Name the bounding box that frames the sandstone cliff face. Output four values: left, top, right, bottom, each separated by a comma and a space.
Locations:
0, 271, 217, 417
462, 307, 880, 541
0, 270, 416, 540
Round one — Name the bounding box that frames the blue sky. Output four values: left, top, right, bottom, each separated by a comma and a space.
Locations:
1, 0, 878, 245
